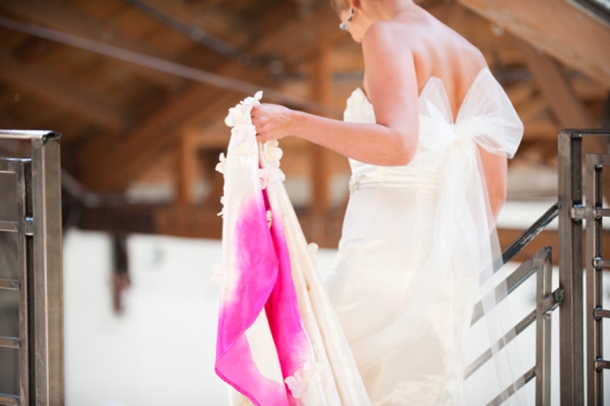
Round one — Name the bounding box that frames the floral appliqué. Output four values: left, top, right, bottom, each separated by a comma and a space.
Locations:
215, 153, 226, 174
235, 141, 255, 162
348, 174, 366, 195
217, 196, 225, 217
303, 360, 325, 382
225, 91, 263, 127
259, 167, 285, 190
262, 140, 283, 167
225, 91, 262, 164
285, 370, 307, 399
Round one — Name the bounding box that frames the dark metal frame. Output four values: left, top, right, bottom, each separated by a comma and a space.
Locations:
465, 128, 610, 405
585, 151, 609, 405
0, 127, 604, 405
466, 226, 559, 405
568, 0, 610, 26
0, 130, 63, 406
558, 129, 610, 406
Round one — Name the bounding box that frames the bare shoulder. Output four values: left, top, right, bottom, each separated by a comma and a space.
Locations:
361, 20, 415, 78
361, 19, 410, 54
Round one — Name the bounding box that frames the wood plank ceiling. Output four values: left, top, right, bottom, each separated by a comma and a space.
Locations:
0, 0, 608, 248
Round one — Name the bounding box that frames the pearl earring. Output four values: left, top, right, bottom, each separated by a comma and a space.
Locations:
339, 7, 355, 31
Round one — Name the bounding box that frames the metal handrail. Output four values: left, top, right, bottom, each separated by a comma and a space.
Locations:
468, 128, 610, 405
470, 203, 561, 402
583, 137, 610, 405
467, 247, 560, 376
557, 128, 610, 405
466, 210, 559, 405
0, 129, 63, 406
501, 202, 559, 264
0, 129, 59, 140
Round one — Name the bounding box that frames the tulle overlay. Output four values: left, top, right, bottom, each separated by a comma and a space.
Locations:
326, 67, 525, 405
216, 67, 525, 406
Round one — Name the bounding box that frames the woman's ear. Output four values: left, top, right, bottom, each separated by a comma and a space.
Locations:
349, 0, 361, 10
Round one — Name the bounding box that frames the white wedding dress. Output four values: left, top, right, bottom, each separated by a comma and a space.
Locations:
325, 67, 524, 405
216, 68, 524, 406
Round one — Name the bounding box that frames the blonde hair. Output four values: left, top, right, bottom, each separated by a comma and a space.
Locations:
330, 0, 349, 12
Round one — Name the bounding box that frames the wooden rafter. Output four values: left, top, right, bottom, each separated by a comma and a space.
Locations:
74, 3, 345, 191
0, 0, 182, 89
519, 40, 595, 128
455, 0, 610, 88
519, 39, 610, 201
310, 45, 333, 216
0, 50, 126, 130
174, 130, 198, 206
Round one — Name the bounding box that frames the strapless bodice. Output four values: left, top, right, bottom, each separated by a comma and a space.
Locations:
327, 67, 526, 405
343, 68, 523, 187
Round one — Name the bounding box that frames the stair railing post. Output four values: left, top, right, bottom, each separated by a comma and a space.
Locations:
558, 129, 585, 405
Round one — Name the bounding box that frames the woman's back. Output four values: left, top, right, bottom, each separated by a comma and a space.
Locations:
241, 2, 525, 403
362, 8, 510, 221
327, 59, 524, 403
362, 9, 487, 123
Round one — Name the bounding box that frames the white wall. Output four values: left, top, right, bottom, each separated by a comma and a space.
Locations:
63, 229, 609, 406
64, 231, 227, 406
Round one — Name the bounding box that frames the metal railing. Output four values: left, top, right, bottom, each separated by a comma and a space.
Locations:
0, 130, 63, 406
0, 127, 605, 405
465, 129, 610, 405
465, 204, 561, 405
558, 129, 610, 406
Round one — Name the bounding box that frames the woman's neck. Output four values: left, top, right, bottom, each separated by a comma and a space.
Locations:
364, 0, 416, 22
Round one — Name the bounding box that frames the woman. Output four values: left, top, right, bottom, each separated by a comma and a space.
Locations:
250, 0, 523, 404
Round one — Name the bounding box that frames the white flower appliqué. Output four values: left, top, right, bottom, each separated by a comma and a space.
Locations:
235, 141, 255, 162
303, 360, 325, 382
215, 153, 226, 174
224, 106, 244, 127
259, 167, 285, 190
211, 264, 229, 288
224, 91, 263, 127
348, 174, 366, 195
224, 91, 263, 165
285, 370, 307, 399
232, 123, 256, 143
217, 196, 225, 217
262, 140, 283, 167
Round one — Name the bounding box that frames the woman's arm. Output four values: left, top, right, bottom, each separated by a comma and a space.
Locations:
252, 107, 412, 166
251, 22, 420, 167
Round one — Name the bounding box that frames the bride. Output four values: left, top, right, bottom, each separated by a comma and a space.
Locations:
246, 0, 524, 404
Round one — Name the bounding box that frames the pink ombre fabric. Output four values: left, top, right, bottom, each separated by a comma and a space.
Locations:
215, 93, 308, 406
215, 92, 370, 406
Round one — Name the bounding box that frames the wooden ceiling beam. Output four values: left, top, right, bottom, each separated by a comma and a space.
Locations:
0, 0, 182, 90
522, 120, 560, 142
310, 45, 333, 218
519, 39, 595, 128
0, 50, 125, 130
74, 3, 346, 191
454, 0, 610, 88
129, 0, 254, 49
75, 78, 255, 191
174, 131, 198, 206
515, 95, 549, 123
519, 39, 610, 202
506, 82, 536, 107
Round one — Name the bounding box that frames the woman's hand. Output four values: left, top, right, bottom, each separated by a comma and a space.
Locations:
251, 103, 298, 142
